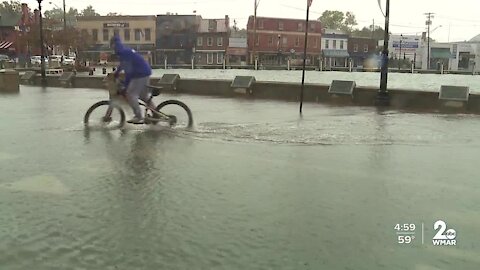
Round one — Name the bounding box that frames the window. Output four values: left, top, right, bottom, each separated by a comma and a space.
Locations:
255, 35, 259, 46
197, 37, 203, 46
278, 22, 284, 30
113, 29, 119, 37
283, 37, 288, 46
124, 29, 130, 41
268, 36, 274, 46
134, 29, 141, 41
340, 40, 344, 49
92, 29, 98, 42
103, 29, 109, 41
354, 44, 358, 52
207, 53, 214, 64
314, 37, 318, 48
333, 40, 337, 49
297, 23, 303, 31
144, 28, 151, 41
217, 37, 223, 47
207, 37, 213, 46
217, 52, 224, 64
310, 22, 315, 31
295, 37, 300, 47
364, 44, 369, 52
325, 39, 329, 49
258, 19, 263, 29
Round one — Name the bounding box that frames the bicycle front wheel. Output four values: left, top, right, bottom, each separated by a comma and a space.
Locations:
155, 100, 193, 129
84, 100, 126, 129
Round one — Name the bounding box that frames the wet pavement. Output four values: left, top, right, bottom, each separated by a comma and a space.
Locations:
1, 86, 480, 269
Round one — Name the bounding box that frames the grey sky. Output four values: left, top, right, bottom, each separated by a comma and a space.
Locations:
31, 0, 480, 42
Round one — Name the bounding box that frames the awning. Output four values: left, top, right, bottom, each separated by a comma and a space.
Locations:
227, 48, 247, 56
322, 49, 349, 58
431, 48, 452, 59
0, 41, 13, 49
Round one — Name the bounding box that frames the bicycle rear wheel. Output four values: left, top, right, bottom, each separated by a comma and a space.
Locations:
155, 100, 193, 129
84, 100, 126, 129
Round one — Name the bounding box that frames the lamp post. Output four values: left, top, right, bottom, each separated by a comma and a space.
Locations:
376, 0, 390, 106
37, 0, 46, 85
398, 34, 402, 70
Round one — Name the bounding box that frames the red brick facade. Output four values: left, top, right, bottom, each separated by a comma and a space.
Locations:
247, 16, 322, 65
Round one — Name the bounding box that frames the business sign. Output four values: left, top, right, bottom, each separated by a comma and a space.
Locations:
393, 41, 419, 49
103, 22, 129, 28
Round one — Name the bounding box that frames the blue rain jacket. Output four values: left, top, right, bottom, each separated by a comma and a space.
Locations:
112, 35, 151, 87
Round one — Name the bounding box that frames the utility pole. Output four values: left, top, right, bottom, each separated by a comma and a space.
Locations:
376, 0, 390, 106
372, 19, 375, 39
425, 12, 434, 70
252, 0, 260, 65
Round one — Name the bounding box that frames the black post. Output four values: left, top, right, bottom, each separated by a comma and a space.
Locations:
398, 35, 402, 70
38, 0, 46, 85
63, 0, 67, 31
376, 0, 390, 106
299, 0, 310, 114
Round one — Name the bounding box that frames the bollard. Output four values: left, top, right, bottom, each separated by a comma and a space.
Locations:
287, 59, 290, 71
164, 58, 167, 70
440, 63, 444, 74
191, 57, 195, 70
0, 69, 20, 93
102, 67, 107, 74
223, 58, 226, 70
255, 59, 258, 70
411, 62, 414, 74
349, 59, 353, 72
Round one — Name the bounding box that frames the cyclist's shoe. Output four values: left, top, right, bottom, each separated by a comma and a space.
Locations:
127, 116, 144, 124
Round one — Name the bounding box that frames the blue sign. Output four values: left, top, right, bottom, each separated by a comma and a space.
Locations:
393, 41, 418, 49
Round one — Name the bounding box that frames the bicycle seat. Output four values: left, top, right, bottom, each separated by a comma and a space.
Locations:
147, 85, 163, 96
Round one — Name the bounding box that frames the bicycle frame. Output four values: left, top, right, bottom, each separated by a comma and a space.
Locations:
104, 94, 170, 123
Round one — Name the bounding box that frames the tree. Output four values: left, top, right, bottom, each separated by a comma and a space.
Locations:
351, 25, 386, 40
0, 0, 21, 15
106, 12, 121, 16
80, 5, 99, 16
318, 10, 358, 33
44, 7, 79, 28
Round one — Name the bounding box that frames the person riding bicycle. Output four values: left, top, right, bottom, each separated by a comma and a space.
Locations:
110, 34, 154, 124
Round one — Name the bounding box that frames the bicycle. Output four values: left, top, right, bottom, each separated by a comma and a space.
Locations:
83, 80, 193, 129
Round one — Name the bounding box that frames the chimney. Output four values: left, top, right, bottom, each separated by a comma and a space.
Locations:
225, 15, 229, 29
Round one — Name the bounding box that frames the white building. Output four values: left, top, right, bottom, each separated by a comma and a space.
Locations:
321, 29, 349, 68
388, 34, 424, 67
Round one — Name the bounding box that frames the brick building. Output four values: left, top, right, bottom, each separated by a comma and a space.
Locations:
156, 14, 200, 66
348, 37, 377, 67
195, 16, 229, 66
247, 16, 322, 66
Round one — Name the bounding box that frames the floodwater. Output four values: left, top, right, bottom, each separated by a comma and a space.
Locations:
90, 67, 480, 92
1, 86, 480, 269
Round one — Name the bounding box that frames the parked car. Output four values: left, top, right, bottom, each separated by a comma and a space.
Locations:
31, 56, 49, 65
63, 57, 75, 66
0, 54, 10, 62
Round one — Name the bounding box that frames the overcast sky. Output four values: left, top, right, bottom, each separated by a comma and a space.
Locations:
28, 0, 480, 42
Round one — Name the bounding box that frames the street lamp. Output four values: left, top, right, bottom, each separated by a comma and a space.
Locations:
376, 0, 390, 106
37, 0, 46, 85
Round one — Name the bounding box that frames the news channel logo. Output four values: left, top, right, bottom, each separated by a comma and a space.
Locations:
432, 220, 456, 246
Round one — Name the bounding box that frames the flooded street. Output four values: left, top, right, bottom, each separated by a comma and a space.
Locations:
1, 86, 480, 269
